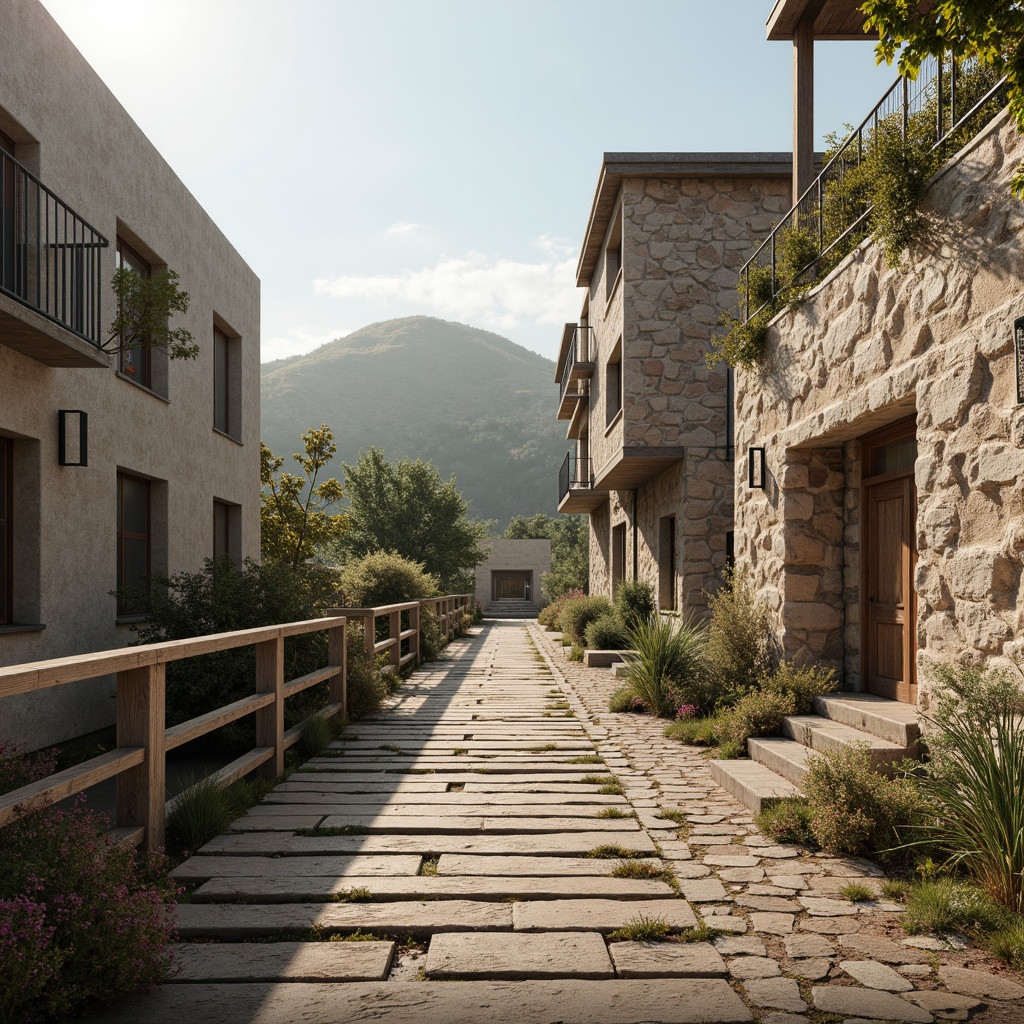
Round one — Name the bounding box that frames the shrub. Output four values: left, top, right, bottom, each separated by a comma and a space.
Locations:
614, 579, 655, 630
538, 588, 585, 630
915, 662, 1024, 911
345, 624, 391, 720
802, 746, 925, 862
903, 879, 1009, 936
560, 596, 613, 647
471, 603, 484, 625
619, 614, 708, 718
664, 714, 722, 747
459, 612, 474, 634
585, 612, 628, 651
718, 689, 795, 753
339, 550, 438, 606
704, 570, 774, 708
300, 710, 334, 758
609, 686, 646, 713
418, 607, 446, 662
166, 773, 273, 853
763, 661, 838, 714
757, 799, 815, 845
132, 557, 339, 748
0, 741, 57, 796
0, 795, 177, 1023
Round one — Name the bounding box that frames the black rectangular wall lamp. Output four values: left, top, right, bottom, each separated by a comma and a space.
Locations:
58, 410, 88, 466
748, 446, 766, 489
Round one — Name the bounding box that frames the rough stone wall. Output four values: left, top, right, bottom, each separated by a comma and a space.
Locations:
589, 501, 612, 598
734, 110, 1024, 698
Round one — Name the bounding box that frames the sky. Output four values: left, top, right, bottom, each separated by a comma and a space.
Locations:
39, 0, 900, 364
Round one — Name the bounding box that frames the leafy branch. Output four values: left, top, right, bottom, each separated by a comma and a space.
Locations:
104, 267, 198, 360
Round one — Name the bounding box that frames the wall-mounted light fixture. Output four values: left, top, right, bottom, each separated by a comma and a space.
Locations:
58, 410, 88, 466
748, 446, 766, 489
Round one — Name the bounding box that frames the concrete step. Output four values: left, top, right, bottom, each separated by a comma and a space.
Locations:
746, 737, 812, 787
781, 714, 910, 771
814, 692, 921, 750
708, 759, 801, 815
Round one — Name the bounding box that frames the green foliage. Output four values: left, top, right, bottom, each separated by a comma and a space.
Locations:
608, 685, 645, 713
336, 447, 487, 593
913, 662, 1024, 911
585, 611, 629, 651
763, 661, 838, 715
664, 714, 723, 747
614, 579, 655, 630
106, 265, 197, 360
595, 807, 633, 819
903, 878, 1009, 935
840, 882, 876, 903
717, 689, 796, 753
803, 746, 925, 862
619, 614, 709, 718
607, 914, 670, 942
756, 799, 815, 846
988, 920, 1024, 970
611, 860, 668, 881
862, 0, 1024, 195
704, 570, 774, 708
418, 608, 446, 662
299, 711, 335, 758
538, 588, 586, 630
560, 595, 613, 647
131, 556, 338, 746
503, 513, 589, 599
881, 878, 911, 902
339, 550, 438, 606
261, 425, 348, 567
345, 625, 391, 720
167, 773, 273, 853
587, 844, 646, 859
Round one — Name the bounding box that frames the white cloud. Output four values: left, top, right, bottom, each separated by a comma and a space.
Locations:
313, 237, 580, 330
384, 221, 421, 236
262, 326, 351, 363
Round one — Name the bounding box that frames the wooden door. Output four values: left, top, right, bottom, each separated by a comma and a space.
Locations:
862, 420, 917, 703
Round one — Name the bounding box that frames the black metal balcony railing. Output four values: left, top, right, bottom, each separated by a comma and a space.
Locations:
558, 324, 594, 405
740, 55, 1008, 322
1, 149, 109, 346
558, 451, 594, 504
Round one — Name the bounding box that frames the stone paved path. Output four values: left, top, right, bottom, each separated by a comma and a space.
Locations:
91, 621, 1024, 1024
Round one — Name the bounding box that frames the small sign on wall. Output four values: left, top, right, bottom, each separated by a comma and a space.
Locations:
1016, 316, 1024, 404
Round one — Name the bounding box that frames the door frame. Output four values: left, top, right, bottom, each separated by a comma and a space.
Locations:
859, 416, 918, 703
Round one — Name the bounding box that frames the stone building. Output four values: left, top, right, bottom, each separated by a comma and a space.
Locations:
556, 154, 791, 612
475, 539, 551, 618
731, 0, 1023, 710
0, 0, 261, 748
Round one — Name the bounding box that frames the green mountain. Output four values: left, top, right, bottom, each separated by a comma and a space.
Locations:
260, 316, 566, 527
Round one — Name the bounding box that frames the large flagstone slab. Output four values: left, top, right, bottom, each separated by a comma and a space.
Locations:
170, 941, 395, 982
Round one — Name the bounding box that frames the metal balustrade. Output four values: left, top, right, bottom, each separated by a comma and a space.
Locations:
558, 451, 595, 504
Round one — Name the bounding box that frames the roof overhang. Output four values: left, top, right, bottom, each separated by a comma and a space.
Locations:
766, 0, 877, 41
576, 153, 792, 287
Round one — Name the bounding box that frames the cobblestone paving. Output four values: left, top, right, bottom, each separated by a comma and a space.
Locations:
529, 622, 1024, 1024
89, 621, 1024, 1024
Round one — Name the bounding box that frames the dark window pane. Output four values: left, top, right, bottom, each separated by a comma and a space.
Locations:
121, 476, 148, 536
0, 438, 8, 623
214, 330, 228, 432
214, 502, 229, 558
872, 436, 917, 476
123, 537, 148, 589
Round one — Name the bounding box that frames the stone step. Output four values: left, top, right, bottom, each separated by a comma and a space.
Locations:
781, 714, 910, 770
814, 692, 921, 749
266, 791, 624, 806
434, 854, 648, 876
172, 854, 424, 881
709, 760, 802, 815
191, 874, 676, 903
170, 941, 396, 982
84, 979, 756, 1024
746, 737, 812, 787
424, 931, 613, 980
511, 897, 698, 932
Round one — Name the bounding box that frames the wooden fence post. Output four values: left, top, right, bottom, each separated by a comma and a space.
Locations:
116, 662, 166, 852
389, 609, 401, 670
410, 604, 420, 665
255, 634, 285, 778
364, 612, 375, 663
329, 618, 347, 716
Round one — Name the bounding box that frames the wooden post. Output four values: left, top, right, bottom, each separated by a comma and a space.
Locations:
389, 609, 401, 669
793, 16, 815, 205
410, 604, 420, 665
329, 618, 347, 716
364, 612, 375, 663
255, 634, 284, 778
116, 662, 166, 852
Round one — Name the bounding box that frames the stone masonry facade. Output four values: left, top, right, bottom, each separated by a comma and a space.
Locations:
579, 164, 791, 613
733, 110, 1024, 702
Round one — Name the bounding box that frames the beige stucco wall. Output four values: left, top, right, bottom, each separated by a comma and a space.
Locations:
0, 0, 261, 747
582, 172, 791, 610
733, 109, 1024, 704
475, 539, 552, 607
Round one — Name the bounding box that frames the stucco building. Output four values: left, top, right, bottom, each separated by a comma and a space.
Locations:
0, 0, 260, 748
475, 539, 551, 618
556, 154, 791, 613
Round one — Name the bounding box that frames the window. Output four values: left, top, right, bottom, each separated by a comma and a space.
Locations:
116, 237, 152, 388
612, 522, 627, 595
117, 473, 150, 616
0, 438, 11, 624
605, 207, 622, 302
213, 499, 241, 563
658, 516, 677, 611
213, 322, 241, 439
606, 337, 622, 426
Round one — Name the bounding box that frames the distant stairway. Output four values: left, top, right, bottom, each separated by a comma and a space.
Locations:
484, 599, 541, 619
710, 692, 922, 814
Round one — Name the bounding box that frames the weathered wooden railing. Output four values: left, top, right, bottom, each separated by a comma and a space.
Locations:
0, 616, 346, 852
330, 594, 473, 668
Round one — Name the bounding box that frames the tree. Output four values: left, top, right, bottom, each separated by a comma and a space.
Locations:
502, 512, 589, 600
105, 266, 198, 360
338, 448, 486, 593
261, 425, 348, 567
861, 0, 1024, 195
